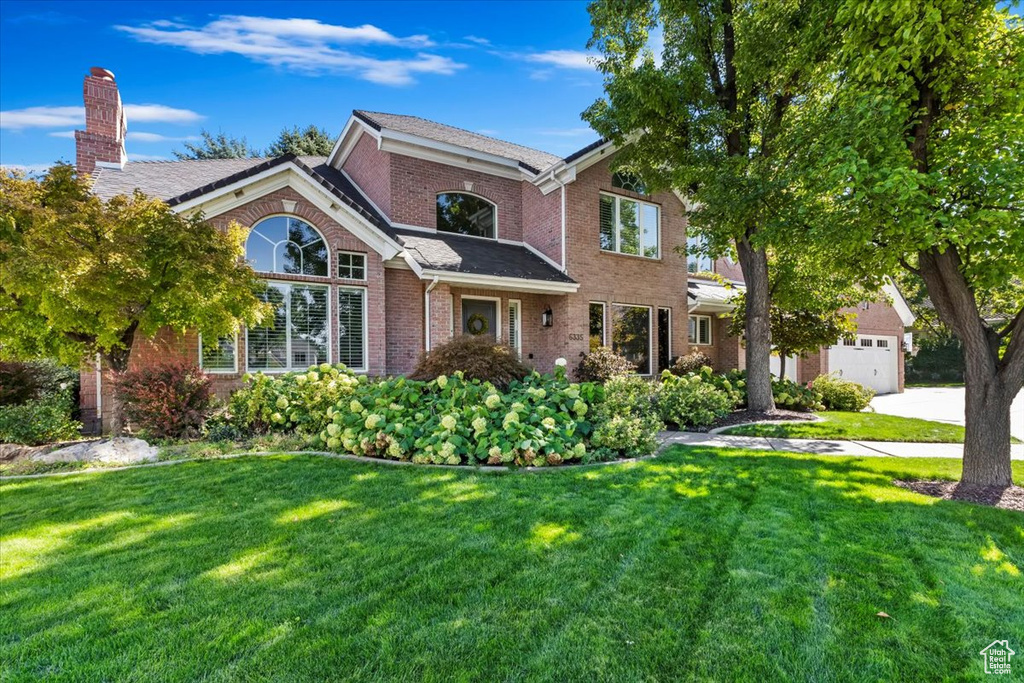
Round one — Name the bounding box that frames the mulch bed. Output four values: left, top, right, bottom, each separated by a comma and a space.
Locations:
894, 480, 1024, 512
687, 408, 817, 433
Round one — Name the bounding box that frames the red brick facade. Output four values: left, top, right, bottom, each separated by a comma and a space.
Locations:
342, 133, 392, 219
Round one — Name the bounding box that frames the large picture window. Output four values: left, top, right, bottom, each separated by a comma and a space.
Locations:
245, 216, 329, 277
600, 194, 659, 258
612, 304, 652, 375
247, 283, 330, 371
337, 287, 367, 371
436, 193, 496, 239
589, 302, 606, 351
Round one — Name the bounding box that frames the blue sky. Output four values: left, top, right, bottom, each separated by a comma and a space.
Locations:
0, 1, 605, 171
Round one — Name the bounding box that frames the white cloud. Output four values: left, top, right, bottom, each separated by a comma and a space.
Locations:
123, 104, 203, 124
47, 130, 77, 139
1, 104, 203, 130
0, 106, 83, 129
464, 35, 491, 46
128, 153, 171, 162
126, 131, 200, 143
115, 15, 463, 85
524, 50, 594, 70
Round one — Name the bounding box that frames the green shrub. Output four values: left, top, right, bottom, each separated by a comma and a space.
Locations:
811, 373, 875, 411
114, 363, 214, 439
0, 392, 81, 445
410, 335, 531, 390
670, 350, 714, 376
657, 371, 733, 428
575, 346, 635, 383
230, 363, 363, 436
590, 375, 662, 458
318, 365, 601, 467
0, 360, 78, 408
684, 368, 821, 411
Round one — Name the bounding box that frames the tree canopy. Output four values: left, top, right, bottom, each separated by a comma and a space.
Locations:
174, 129, 258, 160
0, 164, 271, 431
266, 125, 336, 157
584, 0, 854, 410
798, 1, 1023, 485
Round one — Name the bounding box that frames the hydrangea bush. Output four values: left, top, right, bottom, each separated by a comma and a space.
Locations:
657, 371, 734, 428
230, 363, 363, 436
811, 373, 875, 411
318, 366, 605, 467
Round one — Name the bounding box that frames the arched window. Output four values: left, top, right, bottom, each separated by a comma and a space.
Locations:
245, 215, 328, 277
436, 193, 496, 239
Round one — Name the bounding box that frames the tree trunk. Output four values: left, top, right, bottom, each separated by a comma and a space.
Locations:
102, 349, 131, 437
962, 361, 1013, 487
916, 247, 1021, 487
779, 354, 787, 381
737, 239, 775, 412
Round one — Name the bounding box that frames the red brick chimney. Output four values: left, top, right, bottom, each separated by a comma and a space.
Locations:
75, 67, 126, 176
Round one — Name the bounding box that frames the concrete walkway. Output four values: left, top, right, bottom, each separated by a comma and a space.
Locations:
660, 431, 1024, 460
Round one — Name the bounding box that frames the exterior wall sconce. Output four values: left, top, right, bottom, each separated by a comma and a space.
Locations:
541, 307, 553, 328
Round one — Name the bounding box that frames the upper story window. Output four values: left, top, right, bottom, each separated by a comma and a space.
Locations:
687, 235, 713, 273
600, 193, 660, 258
245, 216, 328, 277
436, 193, 496, 239
612, 171, 648, 195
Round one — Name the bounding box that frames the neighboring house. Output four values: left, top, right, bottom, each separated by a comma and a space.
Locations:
71, 68, 909, 432
687, 251, 915, 394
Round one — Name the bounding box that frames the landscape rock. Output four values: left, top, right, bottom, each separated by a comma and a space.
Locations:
32, 438, 158, 465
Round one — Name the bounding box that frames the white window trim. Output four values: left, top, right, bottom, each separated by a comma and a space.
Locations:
247, 213, 331, 279
245, 281, 332, 373
508, 299, 522, 354
659, 307, 672, 365
689, 314, 713, 346
611, 302, 654, 376
460, 295, 502, 340
337, 285, 368, 373
436, 191, 499, 241
337, 250, 368, 282
589, 301, 607, 347
600, 191, 661, 260
198, 332, 239, 374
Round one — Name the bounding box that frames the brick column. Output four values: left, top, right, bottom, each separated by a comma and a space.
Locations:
799, 349, 830, 384
428, 282, 453, 350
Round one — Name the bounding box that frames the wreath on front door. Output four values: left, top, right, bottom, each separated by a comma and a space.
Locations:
466, 312, 489, 336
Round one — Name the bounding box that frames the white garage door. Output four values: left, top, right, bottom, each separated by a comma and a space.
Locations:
828, 335, 899, 394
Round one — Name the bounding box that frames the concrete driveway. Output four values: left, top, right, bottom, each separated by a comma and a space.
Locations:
871, 387, 1024, 441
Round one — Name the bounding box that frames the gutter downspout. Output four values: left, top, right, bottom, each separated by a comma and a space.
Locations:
424, 276, 439, 351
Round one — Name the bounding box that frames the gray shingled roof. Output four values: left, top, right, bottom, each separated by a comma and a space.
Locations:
354, 110, 562, 174
391, 228, 575, 284
688, 280, 742, 305
90, 157, 270, 202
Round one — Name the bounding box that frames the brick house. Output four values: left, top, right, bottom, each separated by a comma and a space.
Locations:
72, 68, 911, 432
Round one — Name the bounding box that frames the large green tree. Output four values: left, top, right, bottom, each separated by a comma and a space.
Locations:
266, 125, 336, 157
0, 164, 270, 433
174, 129, 257, 160
805, 2, 1023, 485
584, 0, 846, 411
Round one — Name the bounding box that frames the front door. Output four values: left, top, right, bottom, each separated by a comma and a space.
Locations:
462, 298, 498, 341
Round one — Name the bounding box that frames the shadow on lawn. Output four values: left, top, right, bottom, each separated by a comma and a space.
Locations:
1, 447, 1021, 681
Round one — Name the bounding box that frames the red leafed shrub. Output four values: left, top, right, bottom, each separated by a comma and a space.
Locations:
113, 362, 213, 439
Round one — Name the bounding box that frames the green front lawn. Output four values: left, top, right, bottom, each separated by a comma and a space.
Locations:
722, 411, 976, 442
2, 449, 1022, 681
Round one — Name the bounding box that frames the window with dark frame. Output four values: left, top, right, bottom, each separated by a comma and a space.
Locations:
612, 304, 651, 375
589, 302, 606, 351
